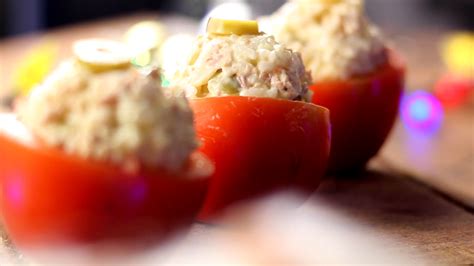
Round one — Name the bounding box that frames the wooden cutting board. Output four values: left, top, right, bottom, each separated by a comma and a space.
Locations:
317, 167, 474, 264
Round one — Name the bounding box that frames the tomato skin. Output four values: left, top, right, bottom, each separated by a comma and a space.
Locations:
310, 51, 405, 173
190, 97, 330, 220
0, 131, 210, 248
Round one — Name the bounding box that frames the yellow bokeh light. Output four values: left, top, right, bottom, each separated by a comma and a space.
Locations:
442, 32, 474, 78
13, 41, 58, 96
131, 51, 152, 67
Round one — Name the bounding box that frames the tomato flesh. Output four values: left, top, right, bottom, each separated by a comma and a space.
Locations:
0, 123, 210, 249
191, 97, 330, 220
310, 51, 405, 173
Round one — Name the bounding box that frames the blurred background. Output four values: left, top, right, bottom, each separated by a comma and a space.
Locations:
1, 0, 473, 38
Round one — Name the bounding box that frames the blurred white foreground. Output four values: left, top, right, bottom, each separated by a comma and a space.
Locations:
1, 192, 430, 265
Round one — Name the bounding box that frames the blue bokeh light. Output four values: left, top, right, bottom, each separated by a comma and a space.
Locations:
410, 99, 431, 121
400, 90, 444, 134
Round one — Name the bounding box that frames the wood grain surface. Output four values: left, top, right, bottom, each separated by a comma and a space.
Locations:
317, 168, 474, 264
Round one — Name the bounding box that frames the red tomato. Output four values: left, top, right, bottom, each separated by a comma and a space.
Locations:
0, 117, 211, 249
190, 97, 330, 220
310, 51, 405, 173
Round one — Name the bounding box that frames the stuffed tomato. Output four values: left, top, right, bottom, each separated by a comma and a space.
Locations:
0, 39, 212, 249
0, 122, 210, 247
262, 0, 405, 173
191, 97, 330, 219
311, 52, 404, 172
170, 19, 330, 219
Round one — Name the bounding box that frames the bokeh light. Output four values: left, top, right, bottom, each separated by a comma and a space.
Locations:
400, 90, 444, 134
159, 33, 195, 79
124, 21, 167, 54
13, 41, 58, 96
434, 73, 472, 108
131, 50, 152, 67
199, 1, 252, 33
442, 32, 474, 77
